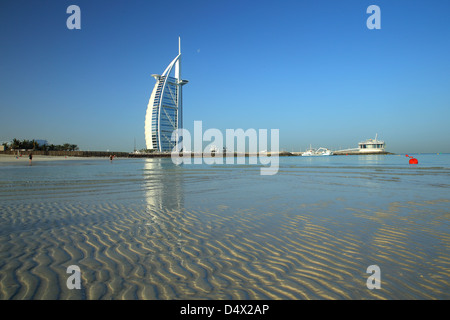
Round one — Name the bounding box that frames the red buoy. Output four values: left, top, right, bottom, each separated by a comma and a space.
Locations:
406, 154, 418, 164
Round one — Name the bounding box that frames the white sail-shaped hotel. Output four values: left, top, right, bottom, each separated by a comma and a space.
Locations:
145, 38, 188, 151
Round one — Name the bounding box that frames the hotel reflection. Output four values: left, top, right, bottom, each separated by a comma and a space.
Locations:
143, 159, 184, 211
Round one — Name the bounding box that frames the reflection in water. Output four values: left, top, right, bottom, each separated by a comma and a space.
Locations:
355, 154, 388, 166
143, 158, 184, 212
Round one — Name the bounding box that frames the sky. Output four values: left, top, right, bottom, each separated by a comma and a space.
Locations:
1, 0, 449, 153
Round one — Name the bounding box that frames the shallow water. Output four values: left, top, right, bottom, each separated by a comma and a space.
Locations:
0, 154, 449, 299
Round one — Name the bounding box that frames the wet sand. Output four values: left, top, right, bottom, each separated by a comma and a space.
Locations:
1, 199, 448, 299
0, 156, 449, 299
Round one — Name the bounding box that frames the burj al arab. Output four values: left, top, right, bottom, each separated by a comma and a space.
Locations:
144, 38, 188, 152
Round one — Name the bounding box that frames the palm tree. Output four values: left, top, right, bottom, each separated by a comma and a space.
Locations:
11, 138, 20, 149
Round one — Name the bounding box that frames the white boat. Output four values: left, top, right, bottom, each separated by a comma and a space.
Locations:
318, 147, 333, 156
331, 134, 388, 155
358, 134, 385, 153
209, 145, 219, 153
302, 146, 333, 156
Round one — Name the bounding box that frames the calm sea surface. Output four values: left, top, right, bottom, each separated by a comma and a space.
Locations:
0, 154, 449, 299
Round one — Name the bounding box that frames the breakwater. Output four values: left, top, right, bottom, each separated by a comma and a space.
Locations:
0, 150, 393, 158
128, 151, 296, 158
332, 151, 392, 155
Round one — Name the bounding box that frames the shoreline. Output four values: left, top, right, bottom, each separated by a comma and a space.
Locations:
0, 150, 394, 162
0, 154, 110, 163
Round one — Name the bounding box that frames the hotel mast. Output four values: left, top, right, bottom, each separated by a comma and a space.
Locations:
145, 37, 188, 152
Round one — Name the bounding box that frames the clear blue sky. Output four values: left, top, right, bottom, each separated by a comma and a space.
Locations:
1, 0, 449, 153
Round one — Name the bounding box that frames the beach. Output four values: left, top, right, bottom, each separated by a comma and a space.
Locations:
0, 154, 449, 299
0, 154, 121, 163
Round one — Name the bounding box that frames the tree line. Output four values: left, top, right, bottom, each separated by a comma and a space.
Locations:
2, 139, 79, 151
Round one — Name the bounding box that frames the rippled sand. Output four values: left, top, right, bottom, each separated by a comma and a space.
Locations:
0, 199, 448, 299
0, 156, 449, 299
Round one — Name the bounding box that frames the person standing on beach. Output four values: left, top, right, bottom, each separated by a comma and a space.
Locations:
29, 153, 32, 165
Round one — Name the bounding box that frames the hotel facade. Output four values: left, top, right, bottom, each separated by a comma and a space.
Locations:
145, 38, 188, 152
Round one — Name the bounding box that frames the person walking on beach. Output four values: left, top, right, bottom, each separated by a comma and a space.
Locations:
29, 153, 33, 165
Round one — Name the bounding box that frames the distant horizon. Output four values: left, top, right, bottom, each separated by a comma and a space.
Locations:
1, 1, 449, 154
2, 138, 448, 155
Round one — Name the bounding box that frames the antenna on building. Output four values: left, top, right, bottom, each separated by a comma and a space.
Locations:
178, 36, 181, 55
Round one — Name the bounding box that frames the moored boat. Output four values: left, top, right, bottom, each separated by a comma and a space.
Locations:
302, 146, 333, 156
